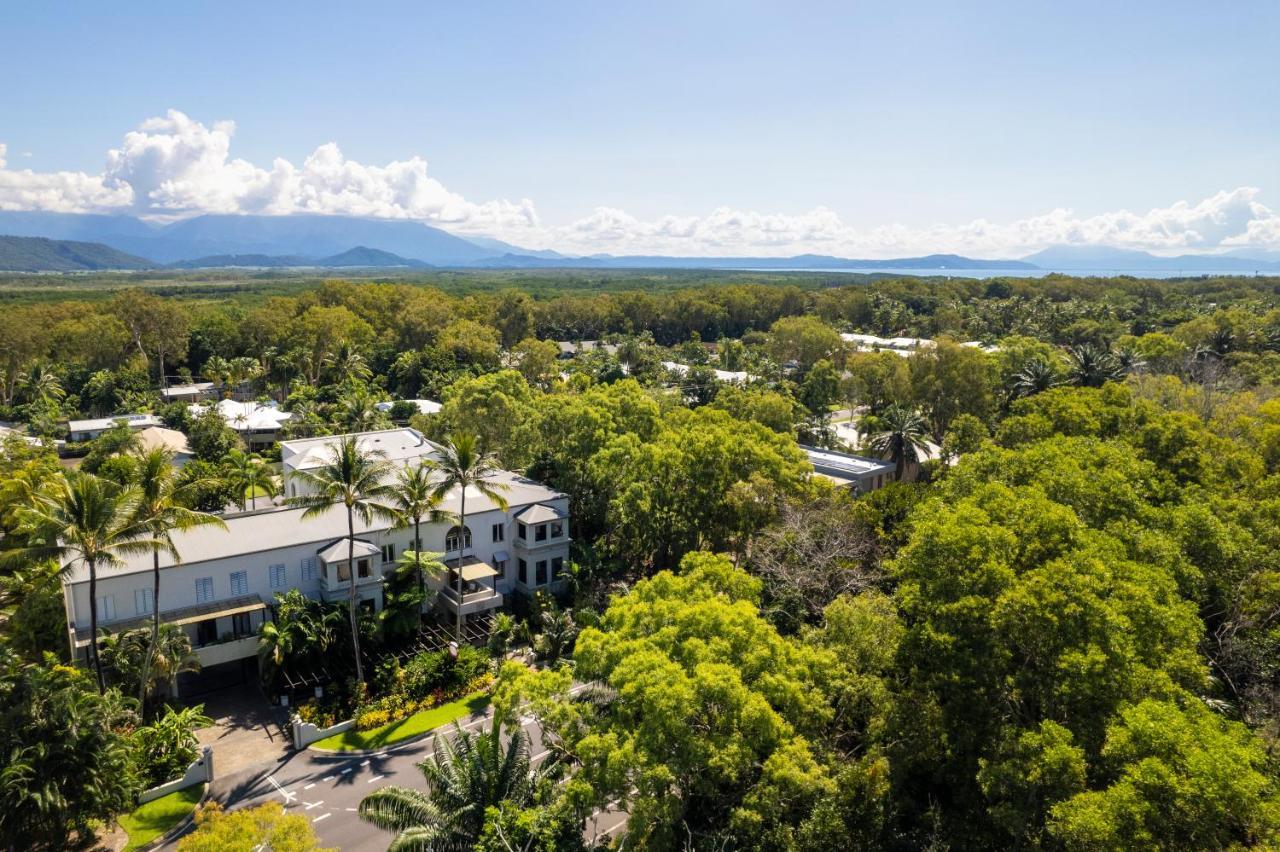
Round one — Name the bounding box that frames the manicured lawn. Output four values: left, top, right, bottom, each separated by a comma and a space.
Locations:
312, 692, 491, 751
118, 784, 204, 852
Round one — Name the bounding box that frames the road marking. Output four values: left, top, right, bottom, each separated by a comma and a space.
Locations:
340, 768, 352, 774
267, 775, 296, 802
360, 759, 370, 766
312, 813, 331, 824
367, 774, 385, 783
346, 807, 358, 812
305, 800, 324, 810
322, 775, 333, 781
531, 749, 550, 761
374, 751, 387, 757
303, 783, 315, 790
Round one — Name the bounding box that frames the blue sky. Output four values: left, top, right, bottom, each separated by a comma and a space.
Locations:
2, 1, 1279, 257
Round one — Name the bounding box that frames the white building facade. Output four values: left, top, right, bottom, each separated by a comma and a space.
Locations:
61, 429, 570, 675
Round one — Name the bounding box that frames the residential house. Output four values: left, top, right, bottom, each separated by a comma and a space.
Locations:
160, 382, 219, 403
801, 445, 898, 493
67, 413, 164, 443
134, 426, 196, 467
191, 399, 293, 450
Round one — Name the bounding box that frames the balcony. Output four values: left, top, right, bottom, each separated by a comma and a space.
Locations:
436, 558, 503, 617
317, 538, 384, 600
194, 634, 259, 667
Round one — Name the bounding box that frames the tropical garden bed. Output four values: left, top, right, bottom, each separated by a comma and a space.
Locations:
311, 690, 492, 751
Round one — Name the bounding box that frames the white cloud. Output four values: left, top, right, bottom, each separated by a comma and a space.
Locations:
2, 110, 1279, 257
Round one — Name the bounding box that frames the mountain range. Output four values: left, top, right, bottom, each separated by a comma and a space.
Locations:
1, 211, 1279, 274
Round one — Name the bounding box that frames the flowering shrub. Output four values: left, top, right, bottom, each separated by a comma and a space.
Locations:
353, 672, 494, 731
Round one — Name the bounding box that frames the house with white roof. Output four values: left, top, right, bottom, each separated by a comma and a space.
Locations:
191, 398, 293, 450
160, 381, 219, 403
375, 399, 442, 417
67, 413, 164, 443
801, 445, 898, 493
661, 361, 754, 384
61, 428, 570, 686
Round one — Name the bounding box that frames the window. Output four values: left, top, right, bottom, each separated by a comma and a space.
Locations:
194, 577, 214, 603
269, 563, 287, 589
230, 571, 249, 597
301, 557, 317, 581
337, 562, 351, 582
518, 558, 528, 585
536, 524, 548, 542
380, 543, 395, 564
97, 595, 116, 621
195, 619, 217, 646
491, 523, 504, 542
357, 559, 371, 579
551, 520, 563, 538
518, 523, 527, 540
535, 560, 548, 585
446, 526, 472, 553
551, 556, 563, 582
134, 588, 154, 616
232, 611, 252, 635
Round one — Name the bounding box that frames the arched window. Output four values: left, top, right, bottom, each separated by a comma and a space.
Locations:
445, 525, 472, 553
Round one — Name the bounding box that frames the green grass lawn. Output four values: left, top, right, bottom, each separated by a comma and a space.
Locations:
312, 692, 491, 751
118, 784, 204, 852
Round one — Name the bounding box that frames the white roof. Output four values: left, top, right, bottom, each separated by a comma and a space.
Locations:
191, 399, 292, 431
374, 399, 442, 415
515, 503, 567, 524
802, 445, 896, 479
161, 382, 216, 398
661, 362, 753, 383
833, 421, 943, 463
135, 426, 193, 456
282, 428, 439, 472
68, 413, 163, 433
316, 538, 380, 563
64, 466, 565, 584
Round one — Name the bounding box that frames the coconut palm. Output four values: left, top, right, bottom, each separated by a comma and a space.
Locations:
390, 462, 455, 602
7, 471, 160, 692
337, 388, 389, 433
286, 435, 397, 683
430, 433, 509, 641
866, 405, 931, 483
131, 447, 226, 706
221, 448, 278, 511
358, 722, 544, 849
17, 362, 65, 407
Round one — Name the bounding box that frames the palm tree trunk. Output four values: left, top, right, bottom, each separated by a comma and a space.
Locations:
347, 506, 364, 682
414, 514, 424, 604
87, 557, 104, 694
141, 548, 161, 708
456, 488, 466, 642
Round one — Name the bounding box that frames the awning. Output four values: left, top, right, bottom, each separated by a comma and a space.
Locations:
75, 594, 267, 645
492, 550, 510, 564
460, 561, 499, 582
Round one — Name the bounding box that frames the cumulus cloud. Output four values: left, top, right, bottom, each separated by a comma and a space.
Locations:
1, 110, 1279, 257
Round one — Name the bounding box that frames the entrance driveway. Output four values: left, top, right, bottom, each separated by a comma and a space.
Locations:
192, 684, 292, 777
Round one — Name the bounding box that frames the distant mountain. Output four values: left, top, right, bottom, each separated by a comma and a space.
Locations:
0, 211, 494, 265
317, 246, 431, 267
0, 235, 155, 271
168, 253, 311, 269
477, 252, 1037, 270
466, 235, 567, 260
1024, 245, 1280, 272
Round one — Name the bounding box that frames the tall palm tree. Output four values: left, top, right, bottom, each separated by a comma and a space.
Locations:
7, 472, 160, 692
221, 448, 278, 511
131, 447, 226, 705
866, 405, 931, 483
430, 433, 509, 641
390, 462, 454, 602
359, 722, 544, 848
16, 362, 65, 407
287, 435, 397, 683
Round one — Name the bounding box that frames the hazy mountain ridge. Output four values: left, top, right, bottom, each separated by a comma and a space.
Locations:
0, 235, 156, 271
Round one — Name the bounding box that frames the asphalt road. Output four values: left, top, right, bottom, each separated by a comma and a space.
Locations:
169, 704, 628, 850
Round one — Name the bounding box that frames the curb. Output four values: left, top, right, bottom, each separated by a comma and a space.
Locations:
128, 781, 210, 852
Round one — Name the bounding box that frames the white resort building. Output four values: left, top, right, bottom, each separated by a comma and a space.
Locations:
60, 428, 570, 689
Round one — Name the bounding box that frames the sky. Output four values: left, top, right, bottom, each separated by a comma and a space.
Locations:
2, 1, 1280, 258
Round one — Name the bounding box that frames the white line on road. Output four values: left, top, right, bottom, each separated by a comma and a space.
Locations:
322, 775, 333, 781
374, 751, 386, 757
340, 768, 352, 774
303, 783, 315, 790
267, 775, 296, 802
530, 749, 550, 761
367, 774, 385, 783
305, 800, 324, 810
312, 813, 331, 824
346, 807, 358, 812
360, 759, 370, 766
